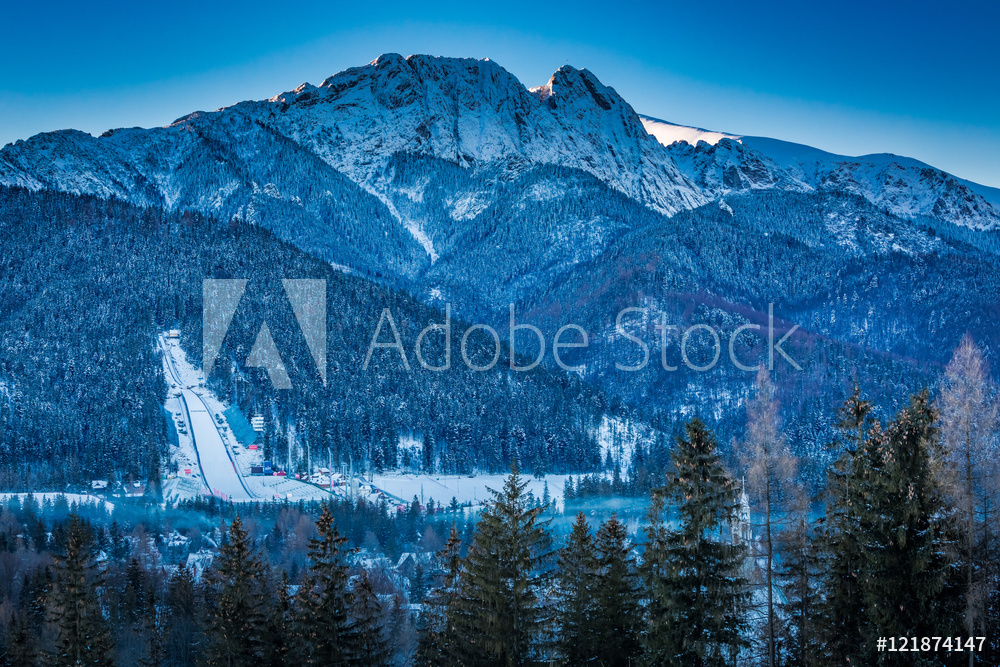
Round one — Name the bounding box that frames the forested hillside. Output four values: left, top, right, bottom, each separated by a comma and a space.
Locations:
0, 187, 611, 488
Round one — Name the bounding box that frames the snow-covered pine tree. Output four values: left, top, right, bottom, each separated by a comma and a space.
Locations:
642, 417, 749, 666
564, 476, 576, 503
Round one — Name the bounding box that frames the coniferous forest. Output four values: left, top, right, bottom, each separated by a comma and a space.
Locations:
0, 358, 998, 665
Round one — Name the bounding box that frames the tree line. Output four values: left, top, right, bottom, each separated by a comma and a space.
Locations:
0, 340, 996, 665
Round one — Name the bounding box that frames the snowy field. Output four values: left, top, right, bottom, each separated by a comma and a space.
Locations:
244, 475, 333, 502
370, 473, 573, 511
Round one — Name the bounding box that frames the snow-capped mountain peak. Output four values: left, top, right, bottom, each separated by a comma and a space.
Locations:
0, 52, 997, 241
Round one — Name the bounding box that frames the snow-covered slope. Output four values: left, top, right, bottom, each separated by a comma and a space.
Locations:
0, 55, 706, 222
260, 55, 709, 216
1, 52, 997, 253
639, 115, 740, 147
639, 115, 1000, 231
738, 136, 1000, 230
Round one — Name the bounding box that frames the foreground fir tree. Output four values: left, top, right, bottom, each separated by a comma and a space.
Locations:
350, 571, 392, 666
592, 514, 641, 667
642, 417, 749, 666
815, 385, 871, 666
45, 512, 114, 667
855, 392, 963, 663
290, 505, 356, 665
415, 525, 464, 667
555, 512, 598, 664
202, 516, 272, 666
449, 464, 554, 666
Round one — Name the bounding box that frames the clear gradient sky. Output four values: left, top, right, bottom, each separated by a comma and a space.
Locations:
2, 0, 998, 187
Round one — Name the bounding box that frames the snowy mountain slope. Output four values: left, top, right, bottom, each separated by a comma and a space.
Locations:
639, 115, 740, 147
638, 115, 1000, 231
253, 54, 707, 216
0, 55, 706, 225
0, 109, 432, 281
2, 51, 998, 271
664, 136, 812, 195
738, 136, 1000, 231
956, 176, 1000, 209
0, 129, 162, 205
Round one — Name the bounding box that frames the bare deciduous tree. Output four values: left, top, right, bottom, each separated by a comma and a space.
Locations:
740, 366, 798, 667
937, 335, 999, 666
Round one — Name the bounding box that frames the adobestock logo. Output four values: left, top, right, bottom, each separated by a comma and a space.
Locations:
202, 279, 326, 390
363, 302, 803, 374
202, 277, 804, 387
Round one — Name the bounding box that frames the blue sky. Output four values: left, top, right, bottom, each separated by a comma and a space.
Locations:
2, 0, 998, 186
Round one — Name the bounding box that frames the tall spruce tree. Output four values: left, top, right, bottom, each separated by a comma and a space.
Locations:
815, 385, 871, 666
555, 512, 598, 664
642, 417, 749, 666
855, 392, 963, 664
45, 511, 114, 667
202, 515, 272, 666
449, 464, 554, 666
290, 505, 356, 665
592, 514, 641, 667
